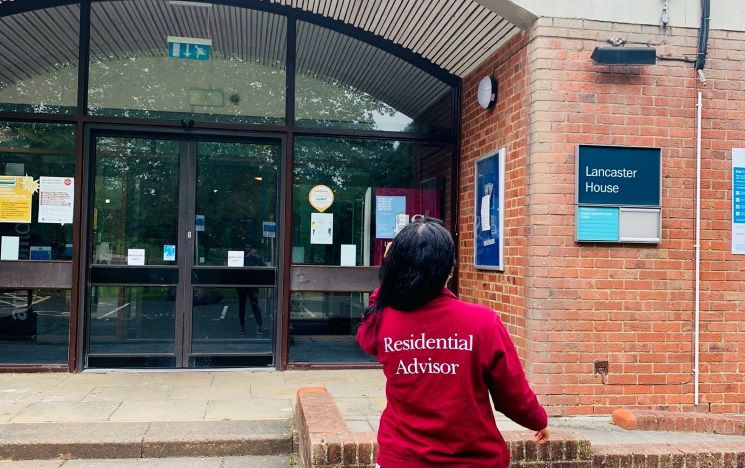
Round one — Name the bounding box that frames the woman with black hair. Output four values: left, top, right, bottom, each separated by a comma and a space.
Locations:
357, 217, 548, 467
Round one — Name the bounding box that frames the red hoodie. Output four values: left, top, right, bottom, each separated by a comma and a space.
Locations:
356, 288, 547, 467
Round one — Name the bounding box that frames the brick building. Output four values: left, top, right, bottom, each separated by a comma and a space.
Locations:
0, 0, 743, 416
459, 2, 745, 414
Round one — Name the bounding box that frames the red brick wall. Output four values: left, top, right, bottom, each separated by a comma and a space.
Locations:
459, 31, 531, 356
458, 18, 745, 414
698, 27, 745, 414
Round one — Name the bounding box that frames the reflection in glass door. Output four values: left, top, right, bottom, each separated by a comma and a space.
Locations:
188, 140, 278, 367
87, 137, 181, 367
85, 132, 279, 368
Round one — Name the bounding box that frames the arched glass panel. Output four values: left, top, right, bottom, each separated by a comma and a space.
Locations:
88, 0, 286, 124
0, 5, 80, 114
295, 21, 454, 133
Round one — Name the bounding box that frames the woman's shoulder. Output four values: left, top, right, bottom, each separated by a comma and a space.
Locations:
443, 295, 500, 323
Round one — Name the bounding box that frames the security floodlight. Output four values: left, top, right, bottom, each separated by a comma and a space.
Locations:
591, 47, 657, 65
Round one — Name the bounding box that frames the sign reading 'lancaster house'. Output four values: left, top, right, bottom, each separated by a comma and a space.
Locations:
575, 145, 662, 244
577, 145, 661, 206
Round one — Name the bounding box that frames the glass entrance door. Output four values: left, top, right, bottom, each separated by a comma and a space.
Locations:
85, 131, 279, 368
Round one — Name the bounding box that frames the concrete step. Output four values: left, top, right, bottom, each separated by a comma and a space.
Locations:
0, 455, 294, 467
0, 420, 294, 461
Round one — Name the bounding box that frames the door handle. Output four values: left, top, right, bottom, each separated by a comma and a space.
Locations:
187, 231, 192, 239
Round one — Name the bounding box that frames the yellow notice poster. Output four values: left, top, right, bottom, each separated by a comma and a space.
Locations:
0, 176, 37, 223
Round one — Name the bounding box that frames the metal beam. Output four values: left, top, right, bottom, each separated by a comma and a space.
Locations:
474, 0, 537, 29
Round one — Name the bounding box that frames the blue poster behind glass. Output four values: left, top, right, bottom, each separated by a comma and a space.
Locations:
474, 150, 504, 270
375, 196, 406, 239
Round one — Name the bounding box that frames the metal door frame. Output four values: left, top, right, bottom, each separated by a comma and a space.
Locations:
78, 124, 286, 369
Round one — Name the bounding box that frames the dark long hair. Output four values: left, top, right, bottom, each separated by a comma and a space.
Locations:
365, 217, 455, 317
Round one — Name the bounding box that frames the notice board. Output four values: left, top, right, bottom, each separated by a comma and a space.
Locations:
474, 149, 505, 270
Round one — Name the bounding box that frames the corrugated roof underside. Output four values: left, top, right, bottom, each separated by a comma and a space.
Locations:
0, 0, 518, 77
269, 0, 518, 76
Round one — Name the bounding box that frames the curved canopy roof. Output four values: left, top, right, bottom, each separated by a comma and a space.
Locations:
0, 0, 526, 77
0, 0, 529, 118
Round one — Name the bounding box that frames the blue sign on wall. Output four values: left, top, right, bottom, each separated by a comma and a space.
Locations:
167, 36, 212, 61
577, 146, 661, 206
474, 149, 504, 270
577, 207, 619, 242
734, 167, 745, 224
733, 149, 745, 254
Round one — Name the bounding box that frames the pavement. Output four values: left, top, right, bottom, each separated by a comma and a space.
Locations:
2, 369, 745, 464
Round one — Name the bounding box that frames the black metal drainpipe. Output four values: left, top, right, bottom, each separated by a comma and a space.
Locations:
694, 0, 710, 71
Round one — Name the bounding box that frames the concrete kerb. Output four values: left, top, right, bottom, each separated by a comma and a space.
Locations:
0, 420, 294, 461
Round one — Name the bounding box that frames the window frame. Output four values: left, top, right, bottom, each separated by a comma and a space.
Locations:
0, 0, 461, 370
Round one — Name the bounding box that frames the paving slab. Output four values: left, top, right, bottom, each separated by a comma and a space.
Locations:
169, 384, 249, 401
109, 400, 207, 422
1, 388, 86, 405
204, 398, 293, 420
211, 372, 282, 388
323, 381, 385, 398
550, 415, 745, 445
0, 403, 30, 423
0, 374, 70, 388
0, 460, 61, 467
54, 373, 143, 388
142, 420, 293, 457
345, 418, 375, 433
282, 370, 369, 387
81, 385, 173, 403
10, 401, 120, 423
32, 388, 96, 403
135, 373, 214, 387
249, 385, 298, 400
334, 396, 380, 420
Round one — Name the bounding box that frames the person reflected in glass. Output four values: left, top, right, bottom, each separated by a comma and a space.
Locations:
357, 217, 548, 467
237, 244, 264, 337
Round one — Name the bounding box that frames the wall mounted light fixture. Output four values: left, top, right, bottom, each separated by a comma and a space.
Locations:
477, 76, 497, 110
591, 47, 657, 65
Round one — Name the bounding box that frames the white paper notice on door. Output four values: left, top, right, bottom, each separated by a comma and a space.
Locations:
480, 195, 491, 231
1, 236, 20, 260
394, 213, 409, 235
227, 250, 244, 267
127, 249, 146, 265
340, 244, 356, 266
310, 212, 333, 244
38, 176, 74, 224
